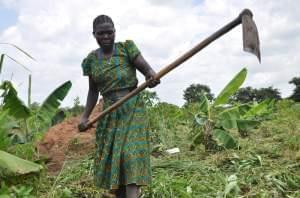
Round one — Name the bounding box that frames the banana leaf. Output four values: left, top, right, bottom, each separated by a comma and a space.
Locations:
214, 68, 247, 106
217, 106, 240, 129
39, 81, 72, 121
236, 119, 259, 136
0, 54, 4, 73
236, 119, 259, 131
243, 99, 274, 119
238, 103, 252, 116
0, 150, 42, 177
0, 81, 31, 119
213, 129, 238, 149
198, 94, 209, 113
194, 114, 207, 127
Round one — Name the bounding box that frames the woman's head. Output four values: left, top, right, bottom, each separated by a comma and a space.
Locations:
93, 15, 115, 51
93, 15, 114, 32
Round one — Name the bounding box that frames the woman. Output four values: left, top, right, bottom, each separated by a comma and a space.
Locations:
79, 15, 159, 198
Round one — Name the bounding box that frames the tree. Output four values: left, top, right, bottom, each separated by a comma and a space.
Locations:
231, 86, 281, 103
289, 77, 300, 102
255, 86, 281, 102
183, 84, 214, 104
231, 86, 256, 103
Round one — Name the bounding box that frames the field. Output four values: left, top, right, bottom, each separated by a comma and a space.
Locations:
0, 98, 299, 198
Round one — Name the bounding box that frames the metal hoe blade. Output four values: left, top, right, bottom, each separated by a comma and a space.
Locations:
241, 9, 261, 63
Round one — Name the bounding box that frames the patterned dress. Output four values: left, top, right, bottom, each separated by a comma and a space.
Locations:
81, 40, 151, 190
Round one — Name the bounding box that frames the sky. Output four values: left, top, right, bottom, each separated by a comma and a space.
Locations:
0, 0, 299, 107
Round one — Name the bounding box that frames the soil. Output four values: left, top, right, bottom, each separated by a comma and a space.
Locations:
36, 101, 103, 175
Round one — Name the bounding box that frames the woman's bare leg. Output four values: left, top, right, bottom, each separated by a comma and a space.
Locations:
126, 184, 140, 198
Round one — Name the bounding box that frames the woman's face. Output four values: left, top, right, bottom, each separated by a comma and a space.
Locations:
93, 22, 115, 50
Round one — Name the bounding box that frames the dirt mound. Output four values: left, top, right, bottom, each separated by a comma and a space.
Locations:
37, 101, 103, 175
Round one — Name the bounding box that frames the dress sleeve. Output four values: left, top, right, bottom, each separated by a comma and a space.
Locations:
124, 40, 141, 62
81, 51, 95, 76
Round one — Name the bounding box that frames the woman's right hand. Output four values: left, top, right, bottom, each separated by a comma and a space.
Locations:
78, 117, 89, 132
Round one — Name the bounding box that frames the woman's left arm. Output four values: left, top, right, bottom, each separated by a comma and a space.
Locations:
133, 54, 160, 88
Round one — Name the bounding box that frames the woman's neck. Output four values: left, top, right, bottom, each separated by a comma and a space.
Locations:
101, 44, 114, 59
102, 44, 114, 54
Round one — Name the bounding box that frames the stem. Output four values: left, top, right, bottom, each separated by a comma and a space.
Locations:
28, 74, 31, 107
24, 118, 30, 141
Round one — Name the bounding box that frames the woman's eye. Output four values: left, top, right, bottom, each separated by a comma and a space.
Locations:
97, 31, 114, 36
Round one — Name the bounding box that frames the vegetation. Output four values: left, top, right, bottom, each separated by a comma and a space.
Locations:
183, 84, 214, 104
8, 95, 295, 198
289, 77, 300, 102
0, 44, 299, 197
190, 68, 276, 151
231, 86, 281, 103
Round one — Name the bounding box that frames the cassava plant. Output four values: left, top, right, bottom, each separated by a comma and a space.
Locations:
190, 68, 274, 151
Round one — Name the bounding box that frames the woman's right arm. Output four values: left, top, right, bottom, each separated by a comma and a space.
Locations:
79, 76, 99, 131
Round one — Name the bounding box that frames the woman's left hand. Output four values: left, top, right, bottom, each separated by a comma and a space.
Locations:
146, 71, 160, 88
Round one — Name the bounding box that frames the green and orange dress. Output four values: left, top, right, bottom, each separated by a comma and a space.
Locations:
81, 40, 151, 190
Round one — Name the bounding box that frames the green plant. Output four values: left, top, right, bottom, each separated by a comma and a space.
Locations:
140, 90, 160, 108
0, 110, 14, 150
190, 68, 274, 151
0, 182, 35, 198
11, 185, 34, 198
0, 80, 72, 142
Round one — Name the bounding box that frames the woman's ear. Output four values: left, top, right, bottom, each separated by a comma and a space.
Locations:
92, 32, 96, 38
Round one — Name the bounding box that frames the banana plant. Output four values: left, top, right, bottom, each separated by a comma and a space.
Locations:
32, 80, 72, 132
191, 68, 274, 151
0, 80, 72, 142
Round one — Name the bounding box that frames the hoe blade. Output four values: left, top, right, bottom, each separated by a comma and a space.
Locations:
242, 13, 261, 63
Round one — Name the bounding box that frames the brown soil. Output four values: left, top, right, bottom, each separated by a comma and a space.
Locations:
37, 101, 103, 175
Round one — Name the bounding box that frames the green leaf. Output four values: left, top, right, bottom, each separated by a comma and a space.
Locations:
194, 114, 207, 127
198, 94, 209, 113
212, 129, 238, 149
0, 54, 4, 74
192, 131, 204, 146
236, 119, 260, 136
214, 68, 247, 106
0, 182, 10, 197
218, 106, 240, 129
236, 119, 259, 131
243, 99, 274, 119
62, 187, 73, 198
238, 103, 252, 116
0, 150, 43, 177
0, 81, 31, 119
39, 81, 72, 121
